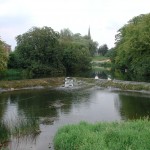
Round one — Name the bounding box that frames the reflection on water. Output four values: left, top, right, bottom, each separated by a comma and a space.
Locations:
116, 92, 150, 120
0, 88, 150, 150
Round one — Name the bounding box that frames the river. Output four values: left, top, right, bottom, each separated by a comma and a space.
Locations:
0, 86, 150, 149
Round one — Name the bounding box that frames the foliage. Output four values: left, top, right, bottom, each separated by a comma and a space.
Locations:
0, 39, 8, 72
54, 119, 150, 150
14, 26, 65, 77
98, 44, 108, 56
59, 29, 92, 75
113, 13, 150, 81
105, 48, 116, 61
7, 51, 20, 69
89, 40, 98, 56
62, 43, 91, 75
9, 27, 94, 77
59, 28, 98, 57
0, 69, 23, 81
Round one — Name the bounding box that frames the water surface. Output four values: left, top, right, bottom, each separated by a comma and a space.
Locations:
0, 87, 150, 149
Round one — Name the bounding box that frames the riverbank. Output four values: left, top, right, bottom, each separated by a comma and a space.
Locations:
54, 119, 150, 150
0, 77, 150, 93
0, 77, 64, 92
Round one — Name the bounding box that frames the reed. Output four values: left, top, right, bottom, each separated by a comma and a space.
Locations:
0, 117, 40, 148
0, 121, 10, 145
10, 117, 40, 137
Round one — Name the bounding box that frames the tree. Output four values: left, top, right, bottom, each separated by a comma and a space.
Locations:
98, 44, 108, 56
60, 28, 73, 42
0, 39, 8, 72
62, 43, 91, 75
12, 27, 97, 77
59, 29, 92, 75
113, 13, 150, 81
15, 26, 65, 77
105, 47, 116, 62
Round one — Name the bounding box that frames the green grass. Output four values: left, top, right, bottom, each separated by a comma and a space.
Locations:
92, 55, 108, 61
92, 66, 107, 72
54, 119, 150, 150
0, 77, 64, 89
97, 80, 150, 91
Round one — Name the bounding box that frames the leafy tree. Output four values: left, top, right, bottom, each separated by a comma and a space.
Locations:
15, 26, 65, 77
98, 44, 108, 56
11, 27, 96, 77
8, 51, 20, 69
59, 29, 92, 75
0, 39, 8, 72
62, 43, 91, 75
83, 35, 98, 56
113, 13, 150, 81
60, 28, 73, 41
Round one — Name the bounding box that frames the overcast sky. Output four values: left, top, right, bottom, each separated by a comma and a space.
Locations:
0, 0, 150, 50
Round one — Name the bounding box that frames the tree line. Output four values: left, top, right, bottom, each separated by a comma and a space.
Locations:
2, 27, 98, 77
0, 13, 150, 81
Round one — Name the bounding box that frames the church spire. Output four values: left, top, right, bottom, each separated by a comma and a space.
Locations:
88, 26, 91, 39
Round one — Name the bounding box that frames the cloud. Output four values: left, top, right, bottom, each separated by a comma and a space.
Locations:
0, 0, 150, 50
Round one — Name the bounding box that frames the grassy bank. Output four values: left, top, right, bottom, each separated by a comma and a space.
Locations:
0, 77, 150, 92
0, 77, 64, 90
80, 78, 150, 91
54, 120, 150, 150
92, 56, 109, 61
97, 80, 150, 91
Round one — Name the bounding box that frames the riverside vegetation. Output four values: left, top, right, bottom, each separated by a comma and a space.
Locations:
0, 118, 40, 148
54, 119, 150, 150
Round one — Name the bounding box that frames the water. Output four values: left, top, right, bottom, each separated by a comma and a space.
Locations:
0, 87, 150, 149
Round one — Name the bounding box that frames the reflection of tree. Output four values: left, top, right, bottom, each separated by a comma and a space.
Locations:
6, 89, 83, 120
118, 93, 150, 120
0, 88, 91, 125
60, 90, 91, 114
0, 93, 9, 120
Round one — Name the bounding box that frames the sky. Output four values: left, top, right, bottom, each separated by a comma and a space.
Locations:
0, 0, 150, 50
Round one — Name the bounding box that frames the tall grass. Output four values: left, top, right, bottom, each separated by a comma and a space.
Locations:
0, 118, 40, 148
11, 117, 40, 137
54, 119, 150, 150
0, 121, 10, 144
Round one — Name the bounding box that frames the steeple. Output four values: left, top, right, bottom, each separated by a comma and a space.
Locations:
88, 26, 91, 39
